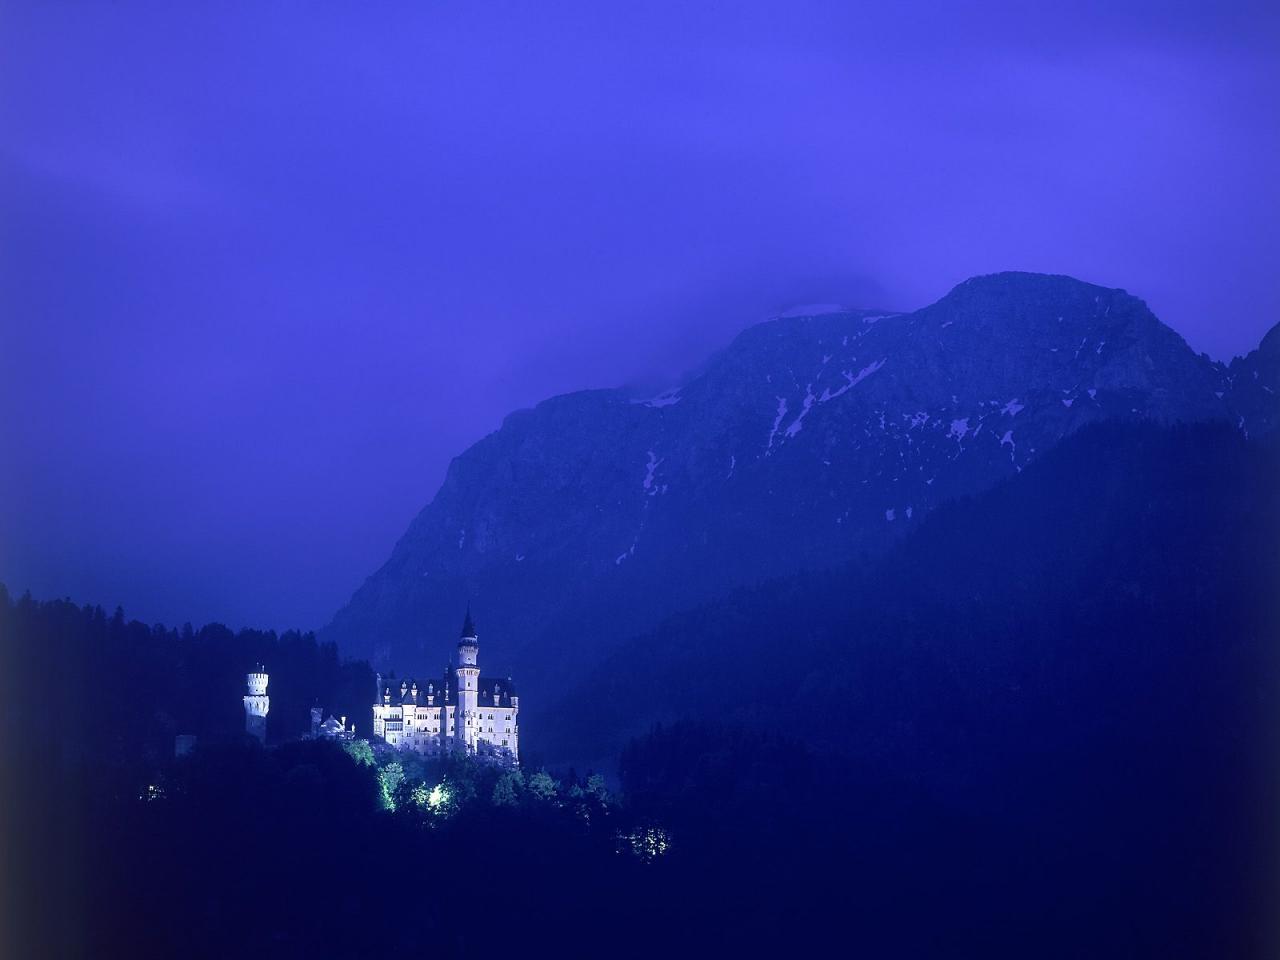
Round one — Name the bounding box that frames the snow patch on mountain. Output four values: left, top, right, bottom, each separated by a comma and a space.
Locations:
766, 397, 788, 452
821, 358, 886, 403
636, 387, 681, 408
643, 450, 663, 492
785, 385, 816, 438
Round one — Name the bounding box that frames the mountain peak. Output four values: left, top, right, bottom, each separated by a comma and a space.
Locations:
324, 272, 1265, 683
957, 269, 1114, 289
936, 271, 1137, 315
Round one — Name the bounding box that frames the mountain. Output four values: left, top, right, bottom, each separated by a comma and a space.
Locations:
1227, 320, 1280, 437
323, 272, 1278, 700
545, 420, 1280, 768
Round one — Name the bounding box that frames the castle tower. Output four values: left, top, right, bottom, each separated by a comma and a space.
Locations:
455, 608, 479, 752
440, 663, 452, 753
244, 666, 269, 744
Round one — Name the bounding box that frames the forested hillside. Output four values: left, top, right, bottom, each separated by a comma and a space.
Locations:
550, 422, 1280, 775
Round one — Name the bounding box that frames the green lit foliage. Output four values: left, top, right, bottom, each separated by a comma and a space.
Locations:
410, 783, 431, 809
372, 751, 505, 820
342, 739, 375, 768
378, 762, 404, 811
396, 753, 430, 785
425, 782, 449, 811
585, 773, 609, 805
491, 769, 525, 807
411, 780, 456, 820
527, 770, 559, 803
363, 750, 606, 824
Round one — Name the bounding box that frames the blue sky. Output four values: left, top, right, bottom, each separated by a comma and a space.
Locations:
2, 1, 1277, 630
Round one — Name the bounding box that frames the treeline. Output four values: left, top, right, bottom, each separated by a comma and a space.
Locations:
0, 587, 382, 959
0, 588, 375, 769
3, 710, 1044, 959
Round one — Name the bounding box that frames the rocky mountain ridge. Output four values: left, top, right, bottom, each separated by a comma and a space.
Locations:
323, 272, 1278, 690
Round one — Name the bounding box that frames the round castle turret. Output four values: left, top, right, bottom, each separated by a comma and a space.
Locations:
243, 666, 269, 743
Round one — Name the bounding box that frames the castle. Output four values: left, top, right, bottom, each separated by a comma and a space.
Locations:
371, 610, 519, 762
310, 706, 355, 741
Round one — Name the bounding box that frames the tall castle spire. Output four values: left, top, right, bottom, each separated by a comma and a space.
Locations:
455, 606, 480, 751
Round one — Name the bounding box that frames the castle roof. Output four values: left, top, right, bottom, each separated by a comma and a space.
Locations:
478, 676, 517, 705
460, 607, 477, 640
380, 675, 452, 705
377, 673, 517, 707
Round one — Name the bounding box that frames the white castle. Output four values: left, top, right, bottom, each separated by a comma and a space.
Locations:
371, 610, 519, 762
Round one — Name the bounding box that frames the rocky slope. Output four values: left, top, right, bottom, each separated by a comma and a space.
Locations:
323, 272, 1277, 690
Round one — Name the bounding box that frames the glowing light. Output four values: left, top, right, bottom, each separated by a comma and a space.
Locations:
617, 825, 670, 861
412, 781, 453, 816
427, 783, 450, 812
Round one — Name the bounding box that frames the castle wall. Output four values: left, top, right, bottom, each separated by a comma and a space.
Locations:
474, 706, 519, 755
370, 619, 518, 762
372, 698, 517, 759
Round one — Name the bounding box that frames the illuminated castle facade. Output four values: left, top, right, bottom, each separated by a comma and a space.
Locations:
371, 611, 519, 762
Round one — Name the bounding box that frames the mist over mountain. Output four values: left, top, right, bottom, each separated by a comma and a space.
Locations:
324, 272, 1279, 708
